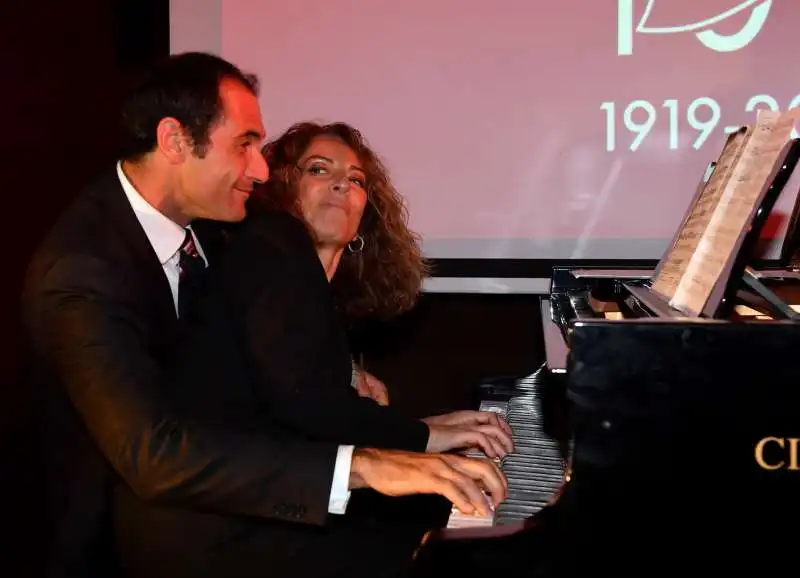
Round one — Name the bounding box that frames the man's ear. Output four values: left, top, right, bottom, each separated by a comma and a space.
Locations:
155, 117, 188, 163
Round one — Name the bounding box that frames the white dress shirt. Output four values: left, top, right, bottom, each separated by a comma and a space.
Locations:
116, 161, 353, 514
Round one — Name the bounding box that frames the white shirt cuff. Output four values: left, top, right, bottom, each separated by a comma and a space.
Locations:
327, 445, 354, 514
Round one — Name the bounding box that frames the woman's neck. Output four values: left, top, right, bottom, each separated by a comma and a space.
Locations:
316, 245, 346, 281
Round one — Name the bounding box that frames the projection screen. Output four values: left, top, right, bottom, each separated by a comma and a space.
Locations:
170, 1, 799, 291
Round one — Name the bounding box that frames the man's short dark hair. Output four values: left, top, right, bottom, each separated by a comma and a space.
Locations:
118, 52, 259, 161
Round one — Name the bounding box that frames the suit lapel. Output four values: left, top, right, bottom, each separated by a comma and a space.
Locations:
89, 169, 179, 328
88, 170, 240, 331
191, 218, 231, 266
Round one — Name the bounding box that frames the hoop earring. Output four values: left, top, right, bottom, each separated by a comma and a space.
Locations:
347, 234, 365, 254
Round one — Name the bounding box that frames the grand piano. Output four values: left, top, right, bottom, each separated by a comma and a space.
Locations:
412, 130, 800, 575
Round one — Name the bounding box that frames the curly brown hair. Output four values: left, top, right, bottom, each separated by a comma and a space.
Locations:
255, 121, 430, 321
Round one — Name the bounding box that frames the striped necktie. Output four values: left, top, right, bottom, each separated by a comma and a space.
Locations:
178, 228, 206, 318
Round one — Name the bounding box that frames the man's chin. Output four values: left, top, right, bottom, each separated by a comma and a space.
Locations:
206, 208, 246, 223
226, 200, 249, 222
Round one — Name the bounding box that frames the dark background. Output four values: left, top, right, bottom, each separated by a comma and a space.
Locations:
1, 1, 543, 574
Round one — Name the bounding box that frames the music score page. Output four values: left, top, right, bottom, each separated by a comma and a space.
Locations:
652, 108, 800, 316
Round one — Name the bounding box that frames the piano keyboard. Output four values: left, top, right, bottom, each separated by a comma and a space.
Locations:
445, 372, 567, 529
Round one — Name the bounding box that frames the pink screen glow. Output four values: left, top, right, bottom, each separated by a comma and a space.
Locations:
208, 0, 799, 259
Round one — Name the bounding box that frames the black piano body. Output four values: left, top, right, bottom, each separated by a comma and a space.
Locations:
412, 138, 800, 576
413, 314, 800, 576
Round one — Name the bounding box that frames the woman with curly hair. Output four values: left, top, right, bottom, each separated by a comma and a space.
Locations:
235, 120, 511, 446
257, 121, 427, 405
259, 121, 428, 322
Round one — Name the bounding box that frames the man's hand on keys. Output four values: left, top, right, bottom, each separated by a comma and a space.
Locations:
348, 448, 508, 517
422, 410, 514, 459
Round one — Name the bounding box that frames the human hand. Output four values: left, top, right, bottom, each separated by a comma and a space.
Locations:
422, 411, 514, 459
423, 410, 513, 436
353, 365, 389, 406
348, 448, 508, 516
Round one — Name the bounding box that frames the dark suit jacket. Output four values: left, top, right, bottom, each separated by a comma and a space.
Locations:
21, 169, 341, 578
171, 209, 430, 452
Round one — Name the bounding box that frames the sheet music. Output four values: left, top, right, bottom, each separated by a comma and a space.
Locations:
670, 108, 800, 315
651, 128, 750, 301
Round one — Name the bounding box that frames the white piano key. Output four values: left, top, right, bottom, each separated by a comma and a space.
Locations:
445, 367, 568, 529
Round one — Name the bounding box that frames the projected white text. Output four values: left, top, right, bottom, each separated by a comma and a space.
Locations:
601, 94, 800, 152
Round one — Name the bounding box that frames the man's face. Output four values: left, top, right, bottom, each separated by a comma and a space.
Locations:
178, 78, 268, 222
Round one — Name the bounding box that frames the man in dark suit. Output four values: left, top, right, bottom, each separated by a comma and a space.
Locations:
21, 52, 506, 578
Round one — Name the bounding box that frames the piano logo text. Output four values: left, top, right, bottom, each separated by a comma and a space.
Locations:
754, 437, 800, 470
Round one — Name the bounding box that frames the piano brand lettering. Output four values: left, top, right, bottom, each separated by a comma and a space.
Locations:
754, 437, 800, 470
617, 0, 772, 56
600, 93, 800, 152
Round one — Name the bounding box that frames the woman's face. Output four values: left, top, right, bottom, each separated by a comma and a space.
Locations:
296, 136, 368, 248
